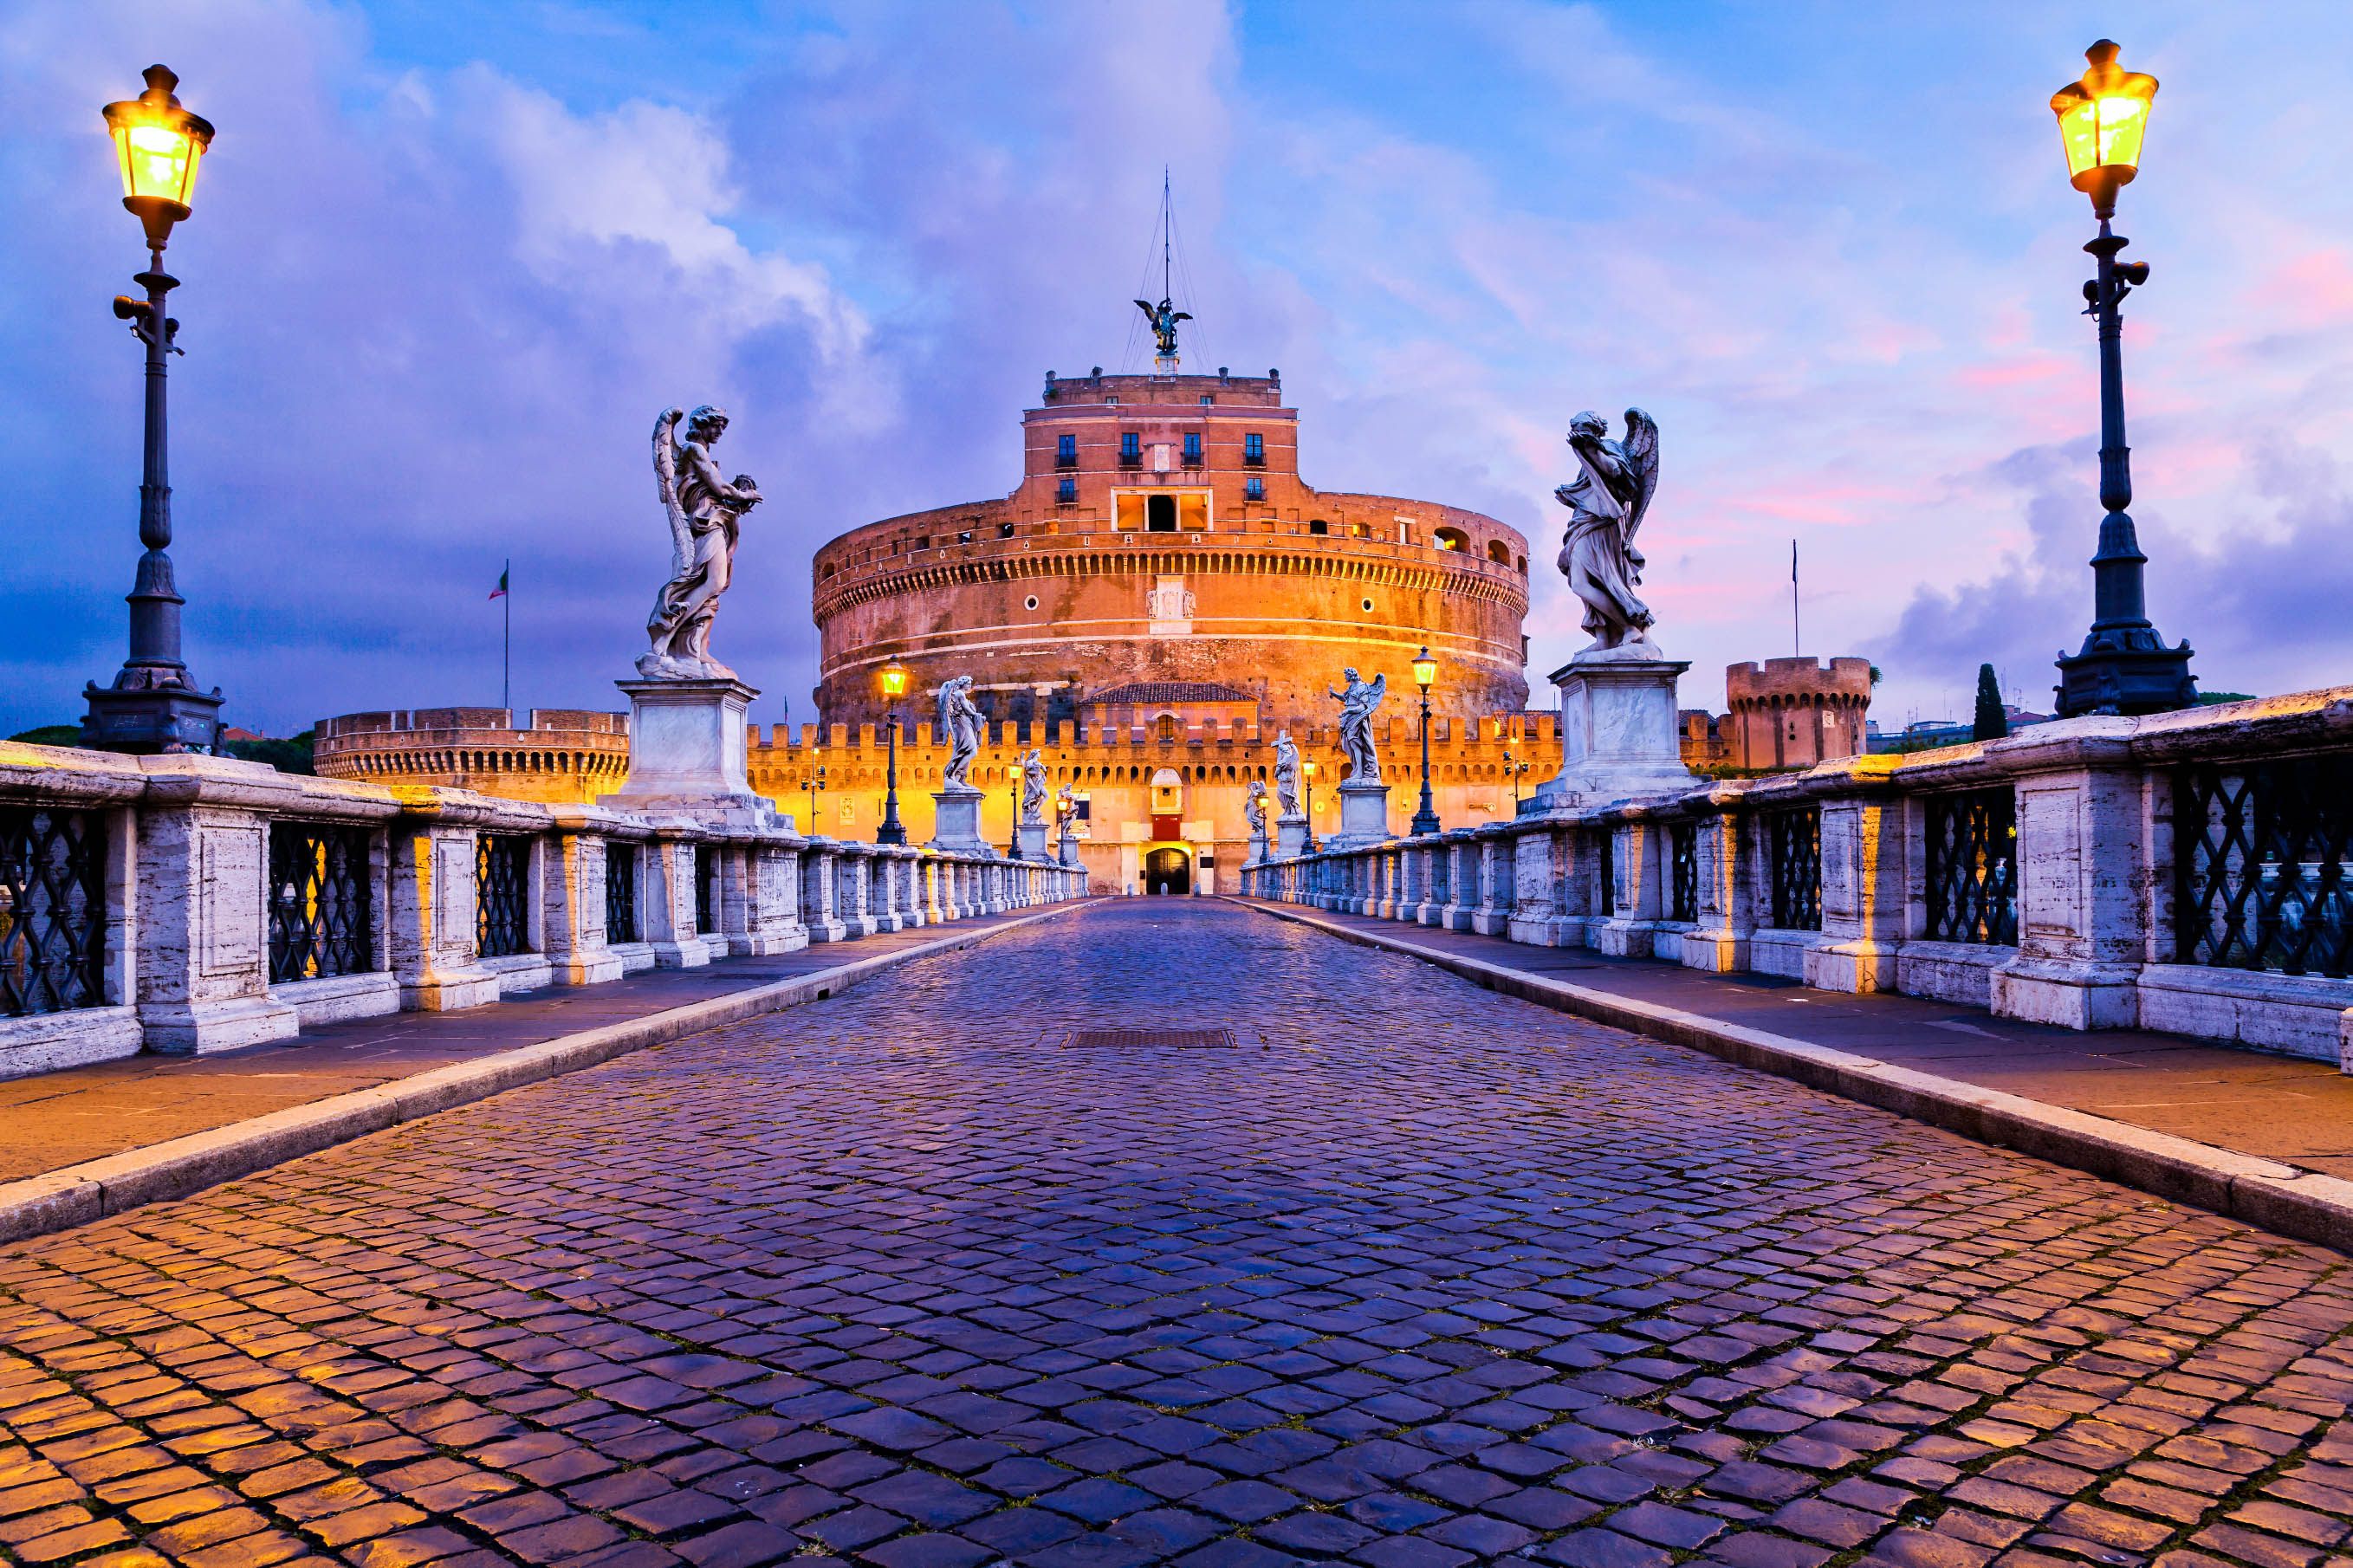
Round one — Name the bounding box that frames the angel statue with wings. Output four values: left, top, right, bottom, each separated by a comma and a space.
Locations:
1134, 295, 1191, 360
1554, 408, 1661, 655
643, 405, 762, 679
937, 676, 983, 788
1328, 668, 1388, 785
1243, 779, 1268, 839
1020, 749, 1048, 825
1274, 730, 1303, 819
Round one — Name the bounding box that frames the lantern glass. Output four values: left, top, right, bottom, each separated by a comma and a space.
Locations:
1412, 648, 1437, 690
2050, 42, 2155, 198
113, 120, 203, 207
879, 660, 909, 699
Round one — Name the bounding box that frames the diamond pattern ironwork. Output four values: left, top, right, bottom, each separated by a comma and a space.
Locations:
1596, 826, 1614, 917
606, 843, 638, 945
1925, 788, 2018, 946
476, 833, 531, 959
0, 806, 106, 1017
268, 821, 374, 982
1767, 807, 1821, 931
2176, 755, 2353, 978
1670, 821, 1699, 923
695, 845, 717, 935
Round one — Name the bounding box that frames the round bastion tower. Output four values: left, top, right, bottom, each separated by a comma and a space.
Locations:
811, 361, 1531, 730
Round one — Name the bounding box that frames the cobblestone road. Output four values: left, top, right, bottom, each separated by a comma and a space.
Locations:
6, 901, 2351, 1568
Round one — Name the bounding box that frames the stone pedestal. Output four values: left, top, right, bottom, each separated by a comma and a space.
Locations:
1247, 828, 1268, 865
1058, 827, 1081, 867
930, 784, 989, 853
1015, 821, 1050, 862
1275, 814, 1310, 859
1327, 780, 1393, 851
1524, 649, 1695, 815
602, 677, 790, 831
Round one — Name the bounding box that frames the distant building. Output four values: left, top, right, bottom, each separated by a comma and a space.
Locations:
1721, 658, 1875, 770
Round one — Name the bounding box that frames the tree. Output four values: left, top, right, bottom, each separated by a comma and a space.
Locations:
1972, 664, 2007, 742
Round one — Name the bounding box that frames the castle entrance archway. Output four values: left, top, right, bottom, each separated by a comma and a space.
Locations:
1144, 846, 1190, 896
1147, 495, 1177, 532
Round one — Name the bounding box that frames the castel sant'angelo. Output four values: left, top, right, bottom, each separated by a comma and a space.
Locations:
317, 306, 1870, 892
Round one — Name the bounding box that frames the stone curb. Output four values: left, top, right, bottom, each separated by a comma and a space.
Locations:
1237, 898, 2353, 1254
0, 901, 1097, 1247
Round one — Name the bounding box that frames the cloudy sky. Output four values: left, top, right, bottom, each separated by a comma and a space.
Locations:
4, 0, 2350, 740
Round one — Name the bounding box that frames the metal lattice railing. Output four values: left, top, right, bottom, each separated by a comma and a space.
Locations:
1925, 789, 2018, 946
2176, 755, 2353, 978
1767, 808, 1821, 931
476, 834, 531, 959
0, 806, 107, 1017
1596, 826, 1615, 917
268, 822, 374, 982
605, 844, 638, 945
695, 846, 717, 934
1670, 821, 1698, 923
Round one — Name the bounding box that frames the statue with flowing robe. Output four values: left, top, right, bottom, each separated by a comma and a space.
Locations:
1327, 668, 1387, 784
644, 405, 762, 679
1554, 407, 1661, 654
1274, 731, 1303, 818
1020, 749, 1048, 824
937, 676, 982, 787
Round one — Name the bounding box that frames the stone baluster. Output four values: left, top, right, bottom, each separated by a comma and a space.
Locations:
801, 837, 847, 943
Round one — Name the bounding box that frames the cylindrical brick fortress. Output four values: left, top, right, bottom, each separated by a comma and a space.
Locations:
811, 369, 1530, 729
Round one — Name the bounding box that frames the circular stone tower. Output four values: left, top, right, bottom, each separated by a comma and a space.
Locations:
811, 366, 1531, 730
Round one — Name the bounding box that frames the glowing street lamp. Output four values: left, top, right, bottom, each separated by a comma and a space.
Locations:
1301, 758, 1319, 853
83, 66, 226, 752
2045, 41, 2196, 716
877, 658, 909, 845
1410, 647, 1442, 836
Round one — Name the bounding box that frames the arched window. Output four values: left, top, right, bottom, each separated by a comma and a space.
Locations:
1157, 714, 1178, 742
1434, 527, 1468, 552
1487, 540, 1510, 564
1306, 518, 1329, 536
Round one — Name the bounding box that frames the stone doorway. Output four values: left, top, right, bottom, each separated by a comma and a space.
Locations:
1147, 494, 1177, 532
1144, 846, 1190, 895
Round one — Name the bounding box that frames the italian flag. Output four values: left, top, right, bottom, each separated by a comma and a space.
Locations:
489, 568, 508, 600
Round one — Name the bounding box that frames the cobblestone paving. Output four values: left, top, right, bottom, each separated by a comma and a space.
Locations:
5, 902, 2352, 1568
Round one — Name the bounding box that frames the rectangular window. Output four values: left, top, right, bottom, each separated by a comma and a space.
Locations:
1243, 432, 1265, 466
2176, 754, 2353, 976
268, 821, 375, 982
1670, 821, 1698, 923
1245, 476, 1265, 501
998, 521, 1016, 538
476, 834, 531, 958
1182, 432, 1202, 468
1055, 433, 1076, 469
0, 805, 107, 1016
1767, 808, 1822, 931
1199, 395, 1214, 406
1926, 788, 2018, 945
1057, 476, 1077, 503
606, 844, 638, 944
1119, 431, 1141, 468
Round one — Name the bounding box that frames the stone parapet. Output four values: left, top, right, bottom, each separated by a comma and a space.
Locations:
1241, 686, 2353, 1068
314, 708, 632, 804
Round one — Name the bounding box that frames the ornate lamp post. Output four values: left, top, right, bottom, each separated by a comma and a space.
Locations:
805, 765, 826, 833
2047, 41, 2196, 716
877, 659, 909, 845
1502, 749, 1531, 810
1410, 646, 1442, 836
1301, 759, 1319, 852
83, 66, 224, 753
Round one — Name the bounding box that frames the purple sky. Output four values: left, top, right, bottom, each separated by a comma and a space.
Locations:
4, 1, 2350, 739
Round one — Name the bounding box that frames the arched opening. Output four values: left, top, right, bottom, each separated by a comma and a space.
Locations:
1306, 518, 1329, 535
1157, 713, 1178, 742
1434, 527, 1468, 552
1148, 495, 1177, 532
1144, 846, 1190, 896
1487, 540, 1511, 564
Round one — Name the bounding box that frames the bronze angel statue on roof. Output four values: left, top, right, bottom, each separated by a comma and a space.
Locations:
643, 405, 762, 679
1134, 295, 1191, 360
1554, 408, 1660, 655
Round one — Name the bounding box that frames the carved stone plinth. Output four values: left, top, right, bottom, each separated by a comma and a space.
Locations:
602, 677, 790, 831
1246, 828, 1268, 865
930, 783, 989, 853
1327, 780, 1393, 851
1275, 814, 1310, 859
1523, 650, 1694, 816
1014, 821, 1050, 862
1058, 826, 1081, 867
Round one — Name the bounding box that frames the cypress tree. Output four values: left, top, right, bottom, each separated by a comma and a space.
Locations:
1973, 664, 2007, 742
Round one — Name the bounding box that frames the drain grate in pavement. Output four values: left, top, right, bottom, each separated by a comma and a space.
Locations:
1064, 1028, 1236, 1049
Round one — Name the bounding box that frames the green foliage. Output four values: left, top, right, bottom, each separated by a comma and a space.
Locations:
1972, 664, 2007, 742
224, 730, 315, 774
7, 725, 83, 748
2196, 691, 2257, 705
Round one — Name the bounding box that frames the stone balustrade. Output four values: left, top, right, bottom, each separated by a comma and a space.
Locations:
0, 742, 1081, 1079
1243, 687, 2353, 1070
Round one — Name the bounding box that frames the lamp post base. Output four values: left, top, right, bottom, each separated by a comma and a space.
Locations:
2054, 629, 2197, 717
81, 670, 223, 754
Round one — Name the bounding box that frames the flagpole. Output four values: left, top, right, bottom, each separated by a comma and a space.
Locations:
1791, 539, 1799, 658
502, 557, 511, 716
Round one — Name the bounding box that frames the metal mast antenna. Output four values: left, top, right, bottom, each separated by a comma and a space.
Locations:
1163, 166, 1171, 303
